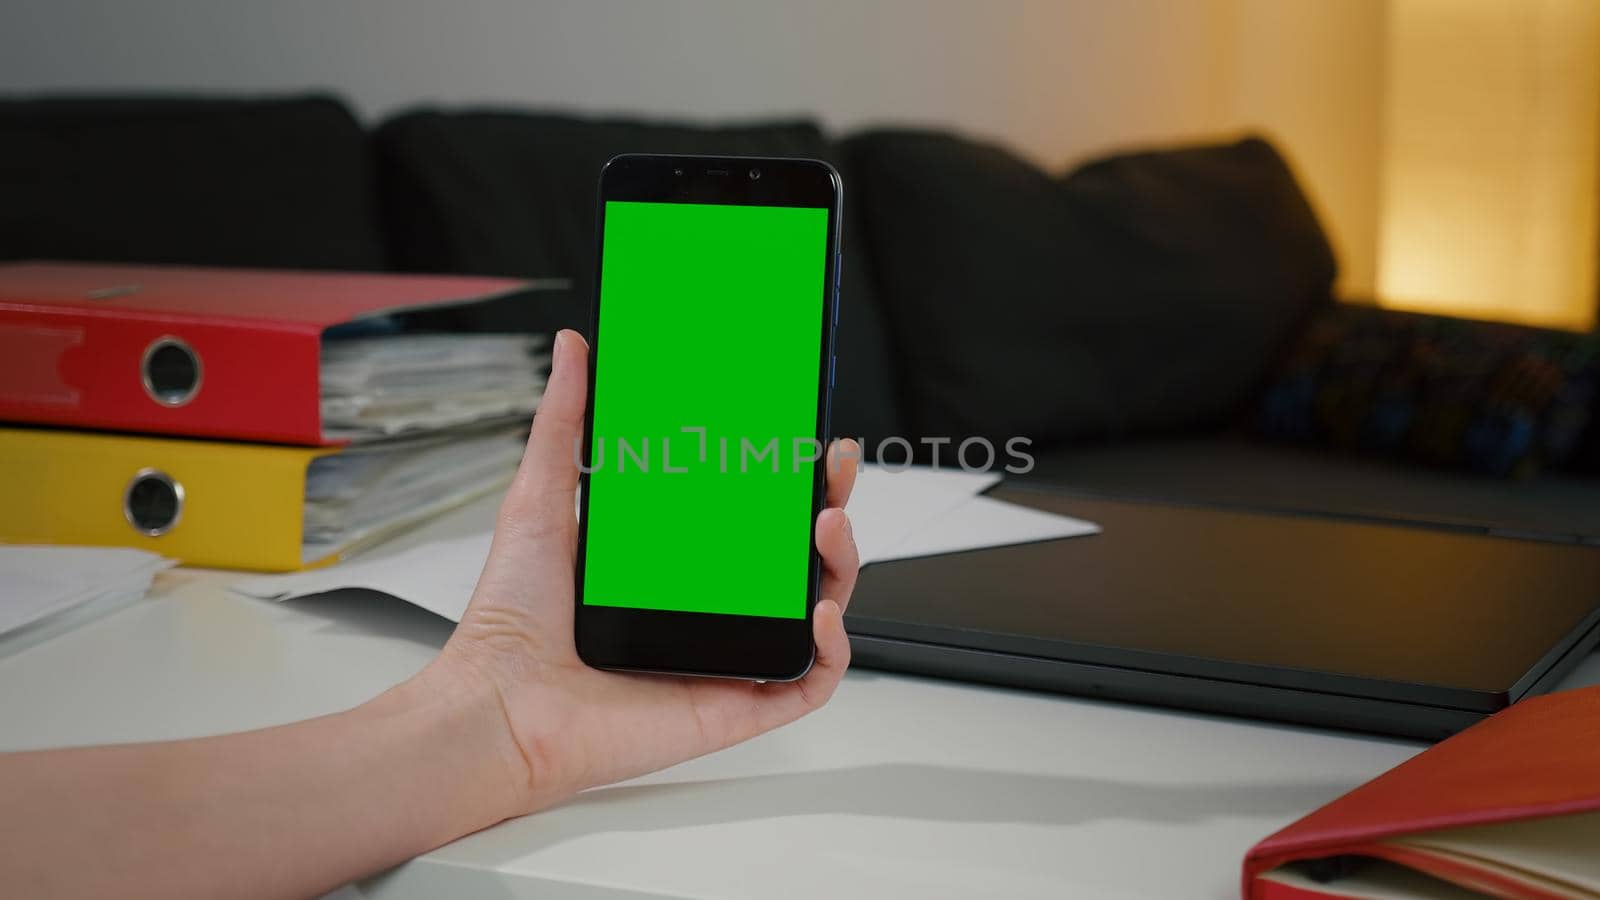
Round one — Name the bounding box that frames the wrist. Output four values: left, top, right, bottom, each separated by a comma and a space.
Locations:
361, 657, 537, 834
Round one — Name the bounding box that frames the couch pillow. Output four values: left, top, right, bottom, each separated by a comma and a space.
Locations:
0, 96, 386, 271
375, 110, 906, 444
1257, 305, 1600, 477
844, 132, 1335, 451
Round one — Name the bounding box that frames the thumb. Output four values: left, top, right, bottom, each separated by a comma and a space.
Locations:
493, 329, 589, 560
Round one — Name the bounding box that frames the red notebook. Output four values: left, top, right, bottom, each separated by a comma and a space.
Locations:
1244, 685, 1600, 899
0, 261, 551, 445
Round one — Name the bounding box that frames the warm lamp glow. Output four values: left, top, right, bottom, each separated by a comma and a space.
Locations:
1376, 0, 1600, 331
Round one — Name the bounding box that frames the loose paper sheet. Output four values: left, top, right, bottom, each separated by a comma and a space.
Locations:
235, 466, 1099, 622
240, 532, 491, 622
879, 493, 1099, 563
845, 465, 1001, 563
0, 546, 171, 635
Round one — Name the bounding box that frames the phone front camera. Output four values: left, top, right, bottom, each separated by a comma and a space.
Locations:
673, 167, 684, 176
748, 168, 761, 181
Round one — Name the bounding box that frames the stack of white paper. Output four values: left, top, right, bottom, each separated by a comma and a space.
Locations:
320, 333, 549, 441
238, 466, 1100, 623
0, 546, 172, 658
300, 425, 528, 563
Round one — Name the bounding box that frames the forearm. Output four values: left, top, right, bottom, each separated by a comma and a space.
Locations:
0, 664, 528, 899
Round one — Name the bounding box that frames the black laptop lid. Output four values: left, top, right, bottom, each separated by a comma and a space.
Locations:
847, 485, 1600, 713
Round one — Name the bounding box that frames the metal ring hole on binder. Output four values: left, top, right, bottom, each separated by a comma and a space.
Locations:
124, 468, 185, 536
140, 336, 203, 407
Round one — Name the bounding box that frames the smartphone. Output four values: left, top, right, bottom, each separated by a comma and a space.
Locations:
573, 154, 842, 680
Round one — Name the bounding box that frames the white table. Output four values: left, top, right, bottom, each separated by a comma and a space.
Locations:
3, 499, 1595, 900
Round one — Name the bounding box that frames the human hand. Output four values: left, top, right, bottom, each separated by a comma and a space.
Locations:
0, 328, 855, 898
427, 329, 861, 818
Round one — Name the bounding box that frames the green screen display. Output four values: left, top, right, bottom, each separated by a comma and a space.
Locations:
582, 200, 830, 620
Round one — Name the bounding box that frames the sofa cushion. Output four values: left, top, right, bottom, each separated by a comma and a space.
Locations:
844, 132, 1334, 453
0, 95, 386, 271
1256, 304, 1600, 477
375, 110, 906, 445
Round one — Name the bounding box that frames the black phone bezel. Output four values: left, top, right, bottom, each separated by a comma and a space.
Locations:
573, 153, 842, 681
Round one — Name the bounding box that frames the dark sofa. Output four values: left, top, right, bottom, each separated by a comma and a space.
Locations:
6, 94, 1599, 539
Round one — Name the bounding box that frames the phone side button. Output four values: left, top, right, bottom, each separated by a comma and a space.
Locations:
830, 355, 836, 388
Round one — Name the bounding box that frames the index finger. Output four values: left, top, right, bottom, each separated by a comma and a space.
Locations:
825, 438, 860, 509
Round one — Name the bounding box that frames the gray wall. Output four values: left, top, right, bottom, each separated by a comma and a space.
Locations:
0, 0, 1239, 164
0, 0, 1384, 293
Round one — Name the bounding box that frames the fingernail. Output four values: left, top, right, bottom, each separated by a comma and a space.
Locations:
552, 331, 565, 369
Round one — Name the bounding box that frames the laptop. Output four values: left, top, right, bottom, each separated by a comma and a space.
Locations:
845, 483, 1600, 740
